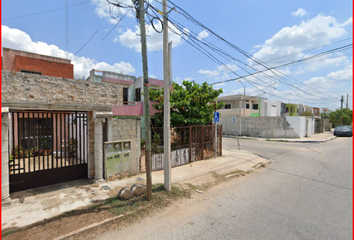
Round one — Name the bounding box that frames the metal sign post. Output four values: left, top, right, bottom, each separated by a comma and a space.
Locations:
214, 112, 219, 159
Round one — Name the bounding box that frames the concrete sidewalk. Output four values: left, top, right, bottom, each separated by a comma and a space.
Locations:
225, 131, 336, 143
1, 149, 270, 230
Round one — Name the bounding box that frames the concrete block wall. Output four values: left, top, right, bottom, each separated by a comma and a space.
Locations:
112, 118, 141, 174
220, 116, 299, 138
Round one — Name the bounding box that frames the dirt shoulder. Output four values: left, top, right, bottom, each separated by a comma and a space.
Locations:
2, 167, 269, 240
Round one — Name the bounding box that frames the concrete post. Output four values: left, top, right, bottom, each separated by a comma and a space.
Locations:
2, 110, 11, 206
94, 118, 105, 182
106, 116, 113, 142
163, 0, 171, 191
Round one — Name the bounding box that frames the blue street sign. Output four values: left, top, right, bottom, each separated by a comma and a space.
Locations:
214, 112, 219, 122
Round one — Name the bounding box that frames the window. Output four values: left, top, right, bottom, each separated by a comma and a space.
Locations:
225, 104, 231, 109
20, 70, 42, 75
246, 103, 250, 109
252, 104, 258, 110
135, 88, 141, 101
123, 88, 128, 105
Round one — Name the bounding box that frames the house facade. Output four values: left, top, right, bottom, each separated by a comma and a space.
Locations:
1, 51, 142, 204
2, 48, 74, 79
86, 69, 164, 139
217, 94, 267, 117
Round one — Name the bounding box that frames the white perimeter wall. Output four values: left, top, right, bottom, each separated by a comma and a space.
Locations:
306, 118, 315, 137
286, 116, 306, 138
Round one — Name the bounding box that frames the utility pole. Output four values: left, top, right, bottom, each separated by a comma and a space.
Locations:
346, 94, 349, 109
340, 95, 344, 126
163, 0, 171, 191
138, 0, 152, 201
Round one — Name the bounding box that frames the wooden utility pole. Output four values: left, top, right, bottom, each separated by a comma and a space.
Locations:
163, 0, 171, 191
138, 0, 152, 200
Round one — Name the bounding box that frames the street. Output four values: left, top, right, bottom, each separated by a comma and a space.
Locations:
94, 137, 352, 240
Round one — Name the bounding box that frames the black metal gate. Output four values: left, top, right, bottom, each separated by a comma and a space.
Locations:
9, 111, 88, 193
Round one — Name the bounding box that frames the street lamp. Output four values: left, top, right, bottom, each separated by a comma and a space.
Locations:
238, 80, 246, 136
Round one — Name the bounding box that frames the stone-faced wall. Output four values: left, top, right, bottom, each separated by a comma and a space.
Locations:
1, 70, 123, 110
111, 118, 141, 176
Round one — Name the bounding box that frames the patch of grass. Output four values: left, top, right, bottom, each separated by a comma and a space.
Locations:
1, 229, 18, 238
225, 170, 244, 176
185, 183, 198, 191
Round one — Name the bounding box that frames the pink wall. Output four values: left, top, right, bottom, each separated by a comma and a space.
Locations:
112, 101, 161, 116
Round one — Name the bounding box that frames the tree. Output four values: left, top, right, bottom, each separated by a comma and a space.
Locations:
300, 111, 313, 117
149, 80, 224, 127
329, 108, 352, 127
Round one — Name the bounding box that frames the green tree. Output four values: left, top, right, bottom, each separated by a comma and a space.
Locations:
149, 80, 224, 127
300, 111, 313, 117
329, 108, 352, 127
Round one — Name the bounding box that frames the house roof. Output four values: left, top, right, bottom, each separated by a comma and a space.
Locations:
217, 94, 263, 101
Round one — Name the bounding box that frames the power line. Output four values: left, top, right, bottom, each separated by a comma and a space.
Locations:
102, 9, 132, 40
169, 0, 347, 101
74, 30, 99, 55
3, 1, 91, 21
209, 44, 352, 85
151, 0, 342, 101
264, 37, 353, 63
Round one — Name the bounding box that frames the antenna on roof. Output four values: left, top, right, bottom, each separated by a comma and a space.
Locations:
65, 0, 68, 59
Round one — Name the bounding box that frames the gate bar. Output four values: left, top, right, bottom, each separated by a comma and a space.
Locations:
60, 113, 63, 167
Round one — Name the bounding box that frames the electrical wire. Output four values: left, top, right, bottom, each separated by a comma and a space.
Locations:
102, 9, 133, 40
3, 1, 91, 21
74, 30, 99, 55
154, 0, 346, 101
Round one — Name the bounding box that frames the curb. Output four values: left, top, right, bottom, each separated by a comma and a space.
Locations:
224, 160, 272, 179
223, 135, 337, 143
266, 136, 336, 143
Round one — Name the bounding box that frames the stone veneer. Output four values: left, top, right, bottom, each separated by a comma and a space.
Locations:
1, 70, 123, 109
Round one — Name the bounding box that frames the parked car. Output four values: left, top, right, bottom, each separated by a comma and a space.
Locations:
334, 125, 352, 137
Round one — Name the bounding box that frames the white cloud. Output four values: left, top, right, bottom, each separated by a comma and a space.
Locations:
91, 0, 135, 24
302, 53, 349, 72
291, 8, 307, 17
338, 17, 353, 27
250, 14, 352, 70
2, 25, 135, 78
198, 70, 219, 76
212, 82, 225, 90
304, 64, 352, 88
117, 25, 188, 52
198, 63, 240, 78
197, 30, 209, 40
173, 77, 183, 84
149, 74, 156, 78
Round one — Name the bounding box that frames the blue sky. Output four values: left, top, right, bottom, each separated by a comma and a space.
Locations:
2, 0, 353, 110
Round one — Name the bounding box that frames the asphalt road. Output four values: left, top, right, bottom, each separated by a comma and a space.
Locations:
94, 137, 353, 240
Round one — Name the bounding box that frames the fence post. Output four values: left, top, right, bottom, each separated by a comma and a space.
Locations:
201, 125, 204, 160
219, 125, 222, 156
189, 125, 192, 162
